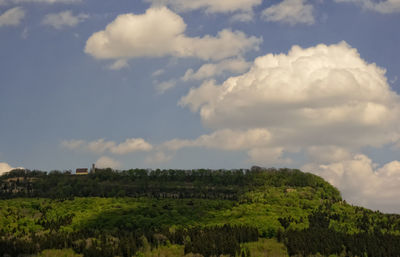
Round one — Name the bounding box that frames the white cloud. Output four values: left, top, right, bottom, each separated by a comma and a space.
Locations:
0, 162, 23, 175
95, 156, 121, 169
230, 11, 255, 22
110, 138, 153, 154
335, 0, 400, 14
0, 0, 8, 5
162, 128, 271, 151
85, 7, 261, 61
0, 7, 25, 27
262, 0, 315, 25
304, 154, 400, 213
42, 10, 88, 29
182, 58, 250, 81
145, 0, 261, 14
0, 162, 14, 175
86, 139, 116, 154
180, 42, 400, 155
108, 59, 129, 70
61, 138, 152, 155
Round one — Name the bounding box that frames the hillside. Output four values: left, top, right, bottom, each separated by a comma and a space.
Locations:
1, 167, 400, 257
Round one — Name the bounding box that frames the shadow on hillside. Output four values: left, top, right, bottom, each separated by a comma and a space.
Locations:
79, 198, 235, 232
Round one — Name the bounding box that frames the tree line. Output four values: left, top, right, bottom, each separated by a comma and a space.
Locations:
0, 224, 258, 257
0, 167, 341, 201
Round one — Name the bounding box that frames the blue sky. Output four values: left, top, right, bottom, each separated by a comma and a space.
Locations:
1, 0, 400, 212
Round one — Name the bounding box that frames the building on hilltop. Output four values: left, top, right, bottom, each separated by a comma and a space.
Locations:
75, 168, 88, 175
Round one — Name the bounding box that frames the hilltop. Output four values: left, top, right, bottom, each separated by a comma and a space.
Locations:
1, 167, 400, 257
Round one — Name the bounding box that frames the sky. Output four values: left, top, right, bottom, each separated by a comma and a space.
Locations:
1, 0, 400, 213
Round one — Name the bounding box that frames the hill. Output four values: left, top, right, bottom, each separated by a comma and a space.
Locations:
0, 167, 400, 257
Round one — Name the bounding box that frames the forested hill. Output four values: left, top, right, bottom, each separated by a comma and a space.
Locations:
0, 166, 340, 201
2, 167, 400, 257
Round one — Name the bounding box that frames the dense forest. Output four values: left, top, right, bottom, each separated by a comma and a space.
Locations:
1, 167, 400, 257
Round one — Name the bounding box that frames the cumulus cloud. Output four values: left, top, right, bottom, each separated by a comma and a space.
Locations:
0, 7, 25, 27
182, 58, 251, 81
0, 162, 23, 175
42, 10, 88, 29
145, 0, 261, 14
95, 156, 121, 169
173, 41, 400, 212
262, 0, 315, 25
180, 42, 400, 155
85, 7, 261, 61
61, 138, 152, 155
304, 154, 400, 213
335, 0, 400, 14
0, 162, 14, 175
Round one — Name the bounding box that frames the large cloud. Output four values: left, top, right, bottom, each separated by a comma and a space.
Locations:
61, 138, 153, 155
0, 7, 25, 27
262, 0, 315, 25
304, 155, 400, 213
85, 7, 261, 61
175, 41, 400, 212
180, 42, 400, 156
335, 0, 400, 14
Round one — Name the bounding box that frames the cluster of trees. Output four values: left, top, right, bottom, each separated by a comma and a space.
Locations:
0, 224, 258, 257
283, 227, 400, 256
279, 208, 400, 256
164, 225, 258, 257
0, 167, 341, 202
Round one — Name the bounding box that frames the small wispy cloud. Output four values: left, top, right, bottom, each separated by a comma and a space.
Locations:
61, 138, 153, 155
0, 7, 25, 27
262, 0, 315, 25
42, 10, 88, 29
